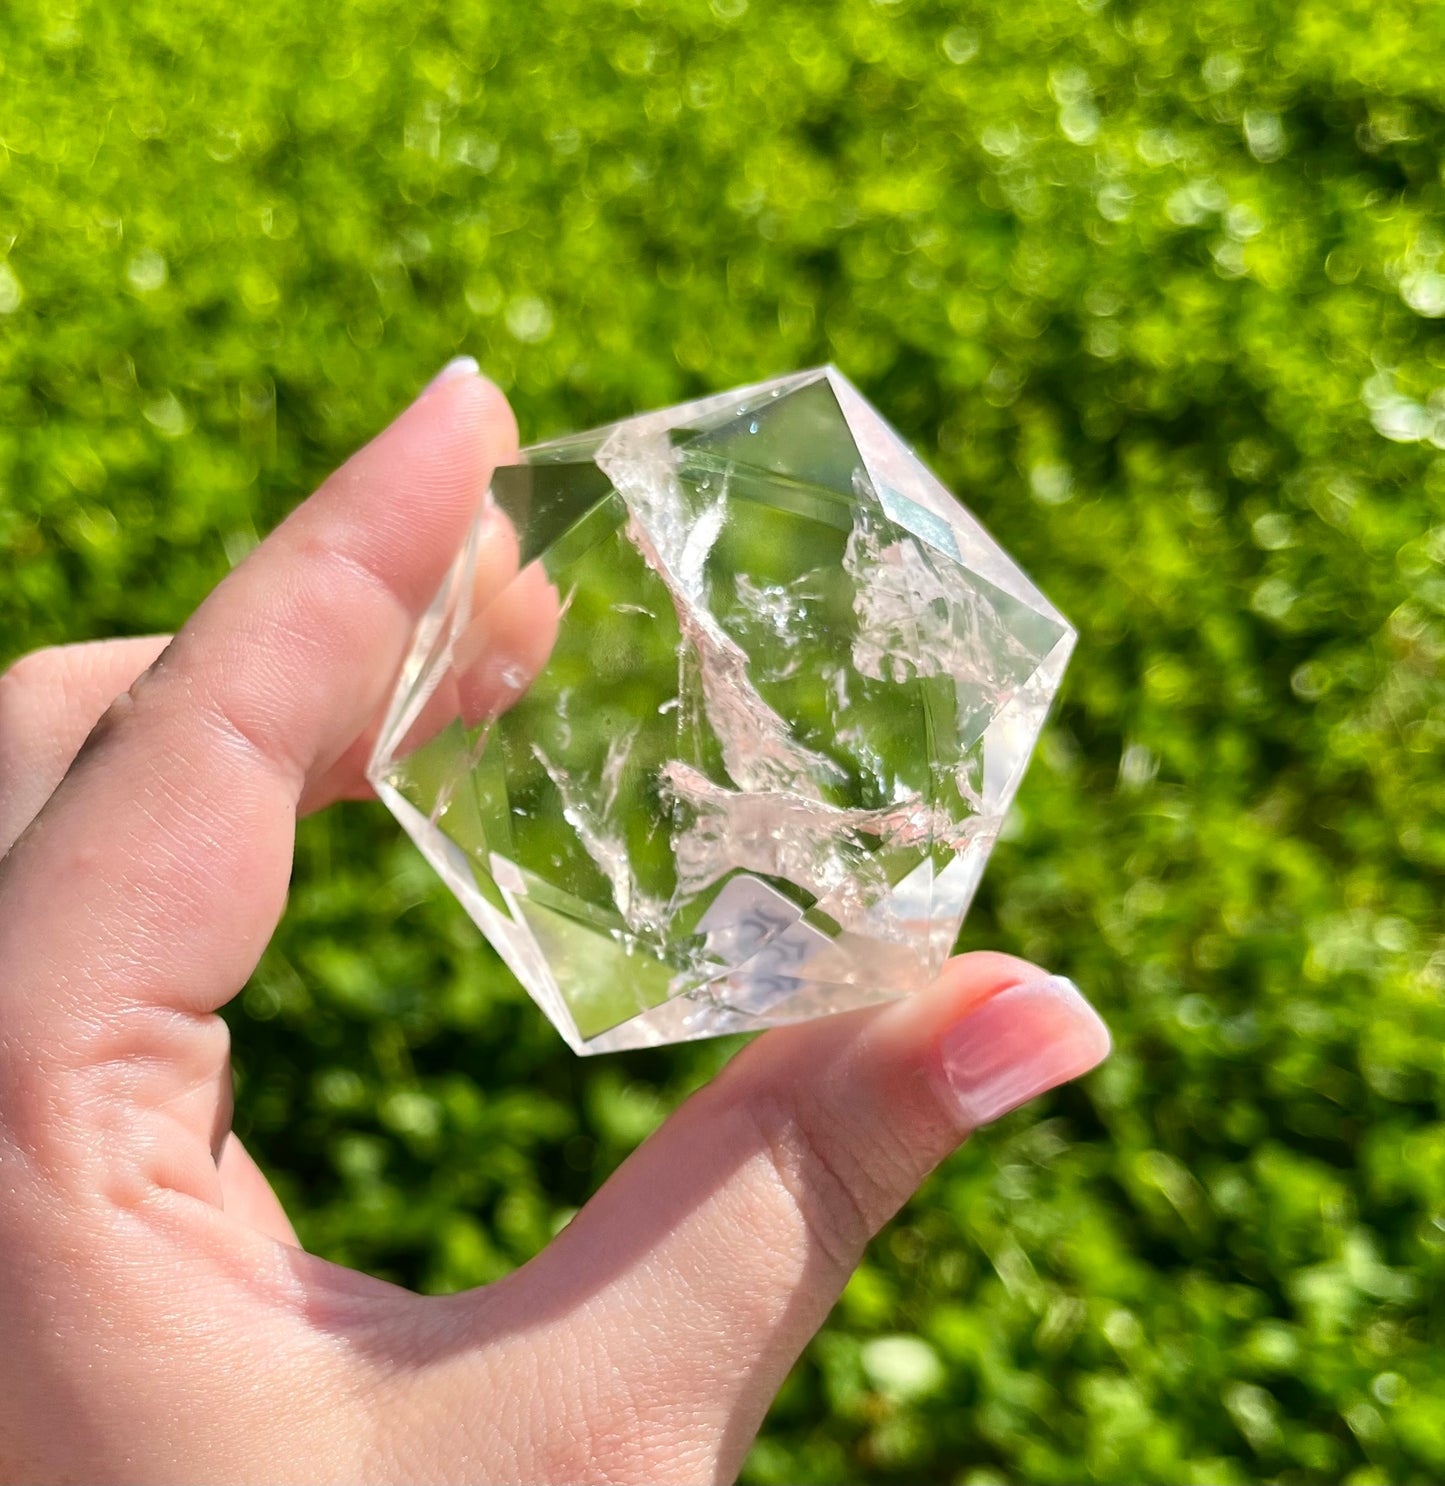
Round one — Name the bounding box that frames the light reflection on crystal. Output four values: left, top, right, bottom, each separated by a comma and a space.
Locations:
368, 367, 1074, 1053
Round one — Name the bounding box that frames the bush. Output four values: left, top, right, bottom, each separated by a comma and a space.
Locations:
2, 0, 1442, 1479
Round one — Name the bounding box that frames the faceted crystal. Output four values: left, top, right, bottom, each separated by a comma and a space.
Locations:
367, 368, 1074, 1053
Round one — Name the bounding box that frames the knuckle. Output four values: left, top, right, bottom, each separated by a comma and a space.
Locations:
529, 1366, 711, 1486
0, 647, 60, 733
0, 649, 73, 776
528, 1419, 643, 1485
68, 644, 173, 772
740, 1083, 884, 1275
0, 642, 171, 769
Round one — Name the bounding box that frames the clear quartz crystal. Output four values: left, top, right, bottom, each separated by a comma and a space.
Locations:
368, 368, 1074, 1053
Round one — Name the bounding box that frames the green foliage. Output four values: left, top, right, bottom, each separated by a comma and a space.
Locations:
3, 0, 1443, 1479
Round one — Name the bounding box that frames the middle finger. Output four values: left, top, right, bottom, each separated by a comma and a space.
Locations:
0, 635, 173, 854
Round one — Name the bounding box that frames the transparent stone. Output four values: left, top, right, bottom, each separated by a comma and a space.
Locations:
367, 368, 1074, 1053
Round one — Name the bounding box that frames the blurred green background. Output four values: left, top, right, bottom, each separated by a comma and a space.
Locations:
3, 0, 1443, 1479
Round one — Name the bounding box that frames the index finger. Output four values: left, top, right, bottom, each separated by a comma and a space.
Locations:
0, 363, 516, 1209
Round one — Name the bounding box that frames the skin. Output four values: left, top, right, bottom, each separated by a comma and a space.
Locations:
0, 367, 1110, 1485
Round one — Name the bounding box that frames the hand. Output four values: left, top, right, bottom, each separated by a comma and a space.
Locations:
0, 364, 1110, 1485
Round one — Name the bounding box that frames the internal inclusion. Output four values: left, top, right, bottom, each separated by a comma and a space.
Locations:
369, 368, 1074, 1052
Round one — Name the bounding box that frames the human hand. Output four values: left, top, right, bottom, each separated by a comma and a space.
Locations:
0, 363, 1110, 1485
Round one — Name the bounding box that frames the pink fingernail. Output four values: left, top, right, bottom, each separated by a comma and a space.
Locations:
939, 976, 1111, 1129
426, 355, 480, 392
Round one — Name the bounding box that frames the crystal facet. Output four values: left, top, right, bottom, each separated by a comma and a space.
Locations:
368, 368, 1075, 1053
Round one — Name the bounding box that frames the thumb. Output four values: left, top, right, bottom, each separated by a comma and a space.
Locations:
474, 951, 1110, 1483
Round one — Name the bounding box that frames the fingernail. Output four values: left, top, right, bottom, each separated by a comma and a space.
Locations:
939, 976, 1111, 1129
426, 355, 480, 392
